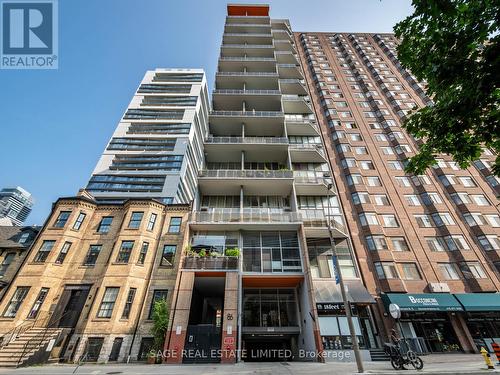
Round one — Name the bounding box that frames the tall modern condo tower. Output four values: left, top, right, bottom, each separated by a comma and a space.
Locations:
88, 69, 210, 204
0, 187, 34, 226
165, 4, 375, 364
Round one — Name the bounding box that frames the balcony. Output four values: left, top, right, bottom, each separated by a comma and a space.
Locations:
212, 89, 282, 112
277, 64, 302, 79
209, 110, 285, 137
282, 94, 313, 114
224, 23, 271, 34
203, 137, 289, 160
197, 169, 294, 195
285, 114, 320, 136
275, 51, 298, 64
182, 256, 239, 271
191, 208, 301, 230
223, 33, 273, 44
205, 136, 288, 144
300, 211, 348, 238
289, 143, 327, 162
216, 72, 280, 91
218, 56, 277, 71
279, 79, 307, 95
294, 172, 336, 195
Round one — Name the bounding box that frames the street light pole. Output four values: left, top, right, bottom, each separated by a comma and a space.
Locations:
324, 174, 364, 373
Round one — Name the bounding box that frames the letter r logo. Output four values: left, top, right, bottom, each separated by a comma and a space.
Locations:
2, 1, 53, 54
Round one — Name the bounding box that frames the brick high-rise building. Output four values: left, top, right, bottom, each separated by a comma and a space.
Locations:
295, 31, 500, 354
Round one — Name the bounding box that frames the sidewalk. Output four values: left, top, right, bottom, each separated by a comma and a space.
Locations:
0, 354, 497, 375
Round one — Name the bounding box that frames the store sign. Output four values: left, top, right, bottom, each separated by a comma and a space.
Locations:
316, 303, 357, 315
382, 293, 463, 312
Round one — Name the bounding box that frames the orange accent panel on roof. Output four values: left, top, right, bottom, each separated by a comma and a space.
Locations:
242, 275, 304, 288
227, 5, 269, 16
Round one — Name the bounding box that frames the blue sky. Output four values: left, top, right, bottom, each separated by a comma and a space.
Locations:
0, 0, 413, 225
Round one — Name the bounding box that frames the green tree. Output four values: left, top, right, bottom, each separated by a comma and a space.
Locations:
394, 0, 499, 177
151, 299, 169, 355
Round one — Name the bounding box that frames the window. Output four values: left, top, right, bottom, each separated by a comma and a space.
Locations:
116, 241, 134, 263
84, 245, 102, 266
0, 253, 15, 276
148, 290, 168, 319
464, 213, 486, 226
4, 287, 30, 317
381, 147, 394, 155
366, 235, 388, 251
486, 215, 500, 228
395, 176, 411, 187
415, 215, 433, 228
381, 215, 398, 228
400, 263, 421, 280
458, 176, 476, 187
34, 240, 55, 263
421, 193, 442, 205
128, 212, 144, 229
359, 161, 375, 170
137, 242, 149, 264
352, 192, 370, 205
97, 287, 119, 318
366, 176, 382, 186
460, 262, 487, 279
97, 217, 113, 233
359, 213, 378, 226
444, 235, 470, 251
374, 262, 398, 279
27, 288, 49, 319
426, 237, 447, 252
390, 237, 409, 251
432, 213, 455, 226
354, 146, 368, 155
54, 211, 71, 228
161, 245, 176, 267
471, 195, 490, 206
121, 288, 136, 319
168, 217, 182, 233
147, 213, 157, 231
73, 212, 86, 230
404, 195, 421, 206
477, 235, 500, 251
347, 174, 363, 185
388, 161, 403, 170
373, 195, 390, 206
18, 232, 30, 244
439, 263, 460, 280
55, 242, 72, 264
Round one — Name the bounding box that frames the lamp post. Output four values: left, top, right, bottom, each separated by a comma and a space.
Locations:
323, 173, 364, 373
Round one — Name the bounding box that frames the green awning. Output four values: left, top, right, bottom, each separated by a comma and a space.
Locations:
454, 294, 500, 311
381, 293, 463, 312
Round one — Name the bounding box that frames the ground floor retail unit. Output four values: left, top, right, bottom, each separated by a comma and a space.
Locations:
380, 293, 500, 354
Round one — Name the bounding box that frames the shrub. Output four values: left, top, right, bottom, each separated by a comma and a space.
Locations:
225, 248, 240, 257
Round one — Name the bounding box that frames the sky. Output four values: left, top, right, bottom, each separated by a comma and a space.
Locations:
0, 0, 413, 226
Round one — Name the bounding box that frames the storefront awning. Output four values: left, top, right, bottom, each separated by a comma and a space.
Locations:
313, 280, 375, 304
454, 293, 500, 311
381, 293, 463, 312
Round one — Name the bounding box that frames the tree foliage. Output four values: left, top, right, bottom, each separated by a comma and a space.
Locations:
151, 299, 169, 353
394, 0, 499, 177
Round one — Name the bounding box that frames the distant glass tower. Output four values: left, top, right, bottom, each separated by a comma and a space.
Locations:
0, 187, 34, 225
87, 68, 210, 204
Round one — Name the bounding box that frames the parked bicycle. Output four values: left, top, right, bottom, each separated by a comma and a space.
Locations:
384, 329, 424, 370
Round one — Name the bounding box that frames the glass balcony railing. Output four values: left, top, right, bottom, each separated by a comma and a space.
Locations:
205, 136, 288, 144
182, 256, 238, 271
210, 110, 284, 117
213, 89, 281, 95
192, 208, 301, 224
219, 56, 276, 62
216, 71, 279, 77
198, 169, 293, 179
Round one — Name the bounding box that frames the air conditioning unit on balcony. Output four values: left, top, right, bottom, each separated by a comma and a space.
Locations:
428, 283, 450, 293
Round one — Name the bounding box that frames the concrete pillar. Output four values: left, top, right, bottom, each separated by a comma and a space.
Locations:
450, 312, 478, 354
220, 272, 238, 363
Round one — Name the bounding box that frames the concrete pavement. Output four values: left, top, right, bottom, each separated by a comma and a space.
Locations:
0, 354, 497, 375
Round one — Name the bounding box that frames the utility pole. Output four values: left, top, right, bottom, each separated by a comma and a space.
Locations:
324, 173, 364, 373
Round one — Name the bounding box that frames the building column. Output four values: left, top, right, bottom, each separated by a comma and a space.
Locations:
221, 272, 238, 363
165, 271, 195, 364
449, 312, 477, 354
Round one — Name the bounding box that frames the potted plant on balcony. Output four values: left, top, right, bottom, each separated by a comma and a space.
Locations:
224, 248, 240, 269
